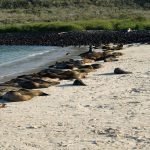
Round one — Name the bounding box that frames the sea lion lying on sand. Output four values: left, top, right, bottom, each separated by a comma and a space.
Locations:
0, 103, 6, 108
91, 64, 102, 69
104, 57, 119, 62
114, 68, 132, 74
80, 51, 103, 61
2, 89, 48, 102
8, 76, 60, 89
18, 89, 48, 96
54, 61, 75, 69
103, 51, 123, 58
39, 69, 86, 80
102, 44, 123, 50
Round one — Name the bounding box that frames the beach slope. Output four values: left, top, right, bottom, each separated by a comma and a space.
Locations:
0, 44, 150, 150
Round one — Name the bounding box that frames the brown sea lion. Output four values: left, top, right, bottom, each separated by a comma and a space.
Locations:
2, 89, 48, 102
104, 57, 119, 62
39, 69, 86, 80
76, 68, 93, 74
0, 103, 6, 108
81, 58, 94, 64
79, 65, 93, 70
54, 61, 75, 69
80, 51, 103, 61
18, 80, 49, 89
2, 91, 33, 102
18, 89, 48, 96
91, 64, 102, 69
102, 44, 123, 50
103, 51, 123, 60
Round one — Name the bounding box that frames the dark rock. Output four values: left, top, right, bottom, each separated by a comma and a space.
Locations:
114, 68, 132, 74
73, 79, 86, 86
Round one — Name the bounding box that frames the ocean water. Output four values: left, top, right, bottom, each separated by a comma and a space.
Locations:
0, 45, 87, 83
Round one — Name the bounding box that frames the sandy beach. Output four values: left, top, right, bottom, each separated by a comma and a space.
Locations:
0, 44, 150, 150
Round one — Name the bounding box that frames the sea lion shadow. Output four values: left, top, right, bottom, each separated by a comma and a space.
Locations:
58, 83, 73, 87
98, 72, 116, 76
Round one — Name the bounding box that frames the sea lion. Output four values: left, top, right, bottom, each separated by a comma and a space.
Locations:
54, 61, 74, 69
18, 80, 50, 89
103, 50, 123, 61
39, 69, 86, 80
91, 63, 102, 69
16, 77, 60, 89
73, 79, 86, 86
104, 57, 119, 62
2, 91, 33, 102
0, 103, 6, 108
102, 44, 123, 50
18, 89, 49, 96
2, 89, 48, 102
114, 68, 132, 74
79, 65, 93, 70
81, 58, 94, 64
58, 70, 86, 79
76, 68, 93, 74
80, 51, 103, 61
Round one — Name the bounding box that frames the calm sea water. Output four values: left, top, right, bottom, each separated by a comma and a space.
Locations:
0, 45, 86, 83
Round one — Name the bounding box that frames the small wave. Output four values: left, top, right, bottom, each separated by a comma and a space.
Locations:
0, 50, 52, 68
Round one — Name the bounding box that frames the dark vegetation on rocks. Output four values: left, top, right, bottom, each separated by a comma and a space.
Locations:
0, 30, 149, 46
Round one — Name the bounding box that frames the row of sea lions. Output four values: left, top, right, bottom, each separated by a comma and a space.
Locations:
0, 44, 128, 104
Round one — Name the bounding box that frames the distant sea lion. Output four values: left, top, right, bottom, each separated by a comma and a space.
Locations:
91, 63, 102, 69
104, 57, 119, 62
73, 79, 86, 86
18, 89, 48, 96
39, 69, 86, 80
114, 68, 132, 74
102, 44, 123, 50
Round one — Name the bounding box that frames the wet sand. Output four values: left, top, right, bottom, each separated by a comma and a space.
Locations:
0, 44, 150, 150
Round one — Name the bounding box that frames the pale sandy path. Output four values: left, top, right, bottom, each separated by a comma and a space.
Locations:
0, 44, 150, 150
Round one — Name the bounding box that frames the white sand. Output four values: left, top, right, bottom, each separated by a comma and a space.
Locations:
0, 44, 150, 150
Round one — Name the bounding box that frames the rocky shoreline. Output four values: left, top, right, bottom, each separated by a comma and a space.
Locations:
0, 30, 150, 46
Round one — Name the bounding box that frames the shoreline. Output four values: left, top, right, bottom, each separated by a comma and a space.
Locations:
0, 44, 149, 149
0, 46, 88, 84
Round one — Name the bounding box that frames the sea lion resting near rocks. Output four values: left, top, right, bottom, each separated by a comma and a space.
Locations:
103, 50, 123, 58
2, 89, 48, 102
102, 44, 123, 50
